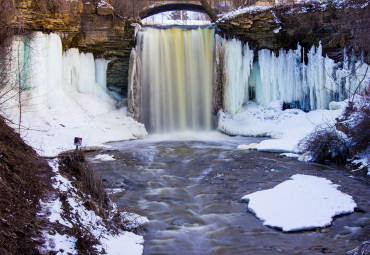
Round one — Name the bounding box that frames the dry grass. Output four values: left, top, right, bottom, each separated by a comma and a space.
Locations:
58, 150, 108, 208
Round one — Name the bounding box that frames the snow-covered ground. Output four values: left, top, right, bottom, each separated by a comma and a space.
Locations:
39, 159, 148, 255
219, 100, 345, 153
217, 0, 367, 23
241, 174, 357, 232
6, 98, 147, 157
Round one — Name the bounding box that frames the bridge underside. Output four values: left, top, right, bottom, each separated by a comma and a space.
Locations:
140, 4, 207, 19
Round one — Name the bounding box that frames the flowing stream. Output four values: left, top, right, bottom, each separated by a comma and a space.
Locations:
88, 136, 369, 255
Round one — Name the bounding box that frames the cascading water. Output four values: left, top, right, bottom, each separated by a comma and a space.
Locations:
129, 27, 215, 133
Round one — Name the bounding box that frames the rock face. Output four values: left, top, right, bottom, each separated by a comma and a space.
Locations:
217, 8, 280, 51
216, 5, 361, 59
14, 0, 136, 94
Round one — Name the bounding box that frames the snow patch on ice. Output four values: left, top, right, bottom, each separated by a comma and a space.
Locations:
237, 143, 258, 150
241, 174, 357, 232
280, 153, 300, 158
94, 154, 115, 161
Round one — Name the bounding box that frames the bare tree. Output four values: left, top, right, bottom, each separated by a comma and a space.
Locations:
199, 0, 219, 22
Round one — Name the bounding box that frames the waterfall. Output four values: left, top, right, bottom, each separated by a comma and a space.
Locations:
129, 27, 215, 133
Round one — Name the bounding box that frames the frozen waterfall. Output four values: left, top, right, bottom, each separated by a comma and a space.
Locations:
217, 39, 369, 115
5, 32, 111, 113
215, 35, 254, 116
129, 27, 215, 133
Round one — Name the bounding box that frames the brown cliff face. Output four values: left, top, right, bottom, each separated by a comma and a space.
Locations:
216, 4, 368, 61
14, 0, 135, 57
216, 9, 280, 51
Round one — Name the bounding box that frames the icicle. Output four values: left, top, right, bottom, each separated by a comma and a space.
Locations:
218, 37, 254, 116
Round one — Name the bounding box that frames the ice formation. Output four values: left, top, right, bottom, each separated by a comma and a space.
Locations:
7, 32, 113, 111
215, 35, 254, 116
3, 32, 146, 156
217, 39, 370, 115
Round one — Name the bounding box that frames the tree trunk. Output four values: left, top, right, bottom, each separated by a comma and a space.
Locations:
199, 0, 218, 22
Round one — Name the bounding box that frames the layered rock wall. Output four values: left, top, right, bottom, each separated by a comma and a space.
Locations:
216, 5, 364, 60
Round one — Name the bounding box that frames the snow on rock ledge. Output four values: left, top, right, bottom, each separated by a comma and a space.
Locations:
241, 174, 357, 232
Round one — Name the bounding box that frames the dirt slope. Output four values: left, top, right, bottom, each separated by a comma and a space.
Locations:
0, 116, 53, 254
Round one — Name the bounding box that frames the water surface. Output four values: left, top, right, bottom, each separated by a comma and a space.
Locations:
87, 136, 369, 255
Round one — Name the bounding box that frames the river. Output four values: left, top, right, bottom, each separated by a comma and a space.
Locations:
87, 135, 369, 255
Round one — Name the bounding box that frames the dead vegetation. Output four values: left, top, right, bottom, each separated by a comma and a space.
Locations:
58, 150, 108, 208
0, 115, 53, 254
299, 93, 370, 173
0, 116, 144, 254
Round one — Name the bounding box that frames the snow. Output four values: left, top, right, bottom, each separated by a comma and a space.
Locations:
142, 11, 211, 26
43, 233, 77, 255
280, 153, 300, 158
94, 154, 116, 161
39, 159, 148, 255
97, 233, 144, 255
241, 174, 357, 232
2, 32, 147, 157
219, 100, 344, 153
217, 5, 271, 22
97, 0, 113, 9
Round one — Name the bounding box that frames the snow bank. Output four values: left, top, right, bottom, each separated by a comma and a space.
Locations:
219, 101, 344, 153
218, 5, 271, 22
241, 174, 357, 232
3, 32, 147, 157
39, 159, 148, 255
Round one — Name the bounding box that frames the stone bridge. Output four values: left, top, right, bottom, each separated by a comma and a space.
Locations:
139, 0, 233, 19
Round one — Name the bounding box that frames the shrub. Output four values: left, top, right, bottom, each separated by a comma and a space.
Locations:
343, 98, 370, 157
299, 94, 370, 169
298, 125, 349, 163
58, 150, 107, 207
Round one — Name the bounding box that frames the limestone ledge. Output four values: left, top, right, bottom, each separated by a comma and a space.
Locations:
216, 6, 353, 57
14, 0, 136, 58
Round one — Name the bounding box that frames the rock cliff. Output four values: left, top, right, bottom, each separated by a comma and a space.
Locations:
216, 3, 368, 60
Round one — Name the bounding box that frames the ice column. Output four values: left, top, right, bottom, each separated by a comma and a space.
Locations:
251, 43, 369, 111
6, 32, 111, 112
